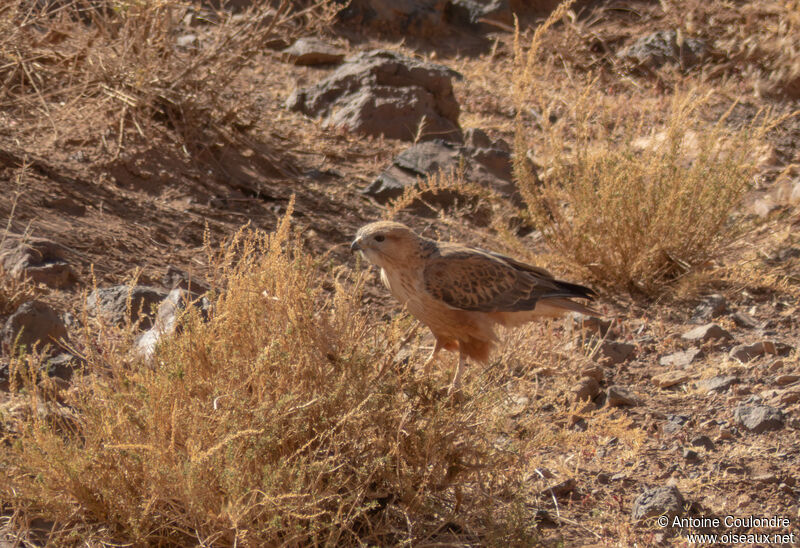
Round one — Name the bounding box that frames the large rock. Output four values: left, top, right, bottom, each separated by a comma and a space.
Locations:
0, 236, 78, 289
734, 404, 785, 433
617, 30, 707, 71
87, 285, 168, 329
1, 301, 68, 355
287, 49, 462, 142
363, 128, 517, 207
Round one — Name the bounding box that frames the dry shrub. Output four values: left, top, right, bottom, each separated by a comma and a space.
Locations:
666, 0, 800, 98
0, 203, 554, 545
0, 0, 338, 151
511, 1, 790, 295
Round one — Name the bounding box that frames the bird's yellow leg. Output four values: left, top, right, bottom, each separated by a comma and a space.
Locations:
449, 349, 466, 394
422, 339, 442, 376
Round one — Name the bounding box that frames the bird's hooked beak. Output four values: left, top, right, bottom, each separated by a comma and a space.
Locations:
350, 238, 361, 252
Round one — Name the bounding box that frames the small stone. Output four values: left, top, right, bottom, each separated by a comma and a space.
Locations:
631, 485, 685, 522
663, 414, 690, 433
690, 435, 715, 451
652, 370, 691, 388
697, 375, 738, 394
681, 323, 733, 344
683, 448, 699, 462
573, 377, 600, 402
596, 341, 636, 365
734, 404, 785, 433
730, 341, 794, 362
659, 348, 702, 369
581, 365, 604, 382
731, 312, 758, 329
776, 374, 800, 386
607, 385, 639, 407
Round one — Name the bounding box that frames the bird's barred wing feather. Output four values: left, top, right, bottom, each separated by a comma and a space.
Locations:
422, 246, 592, 312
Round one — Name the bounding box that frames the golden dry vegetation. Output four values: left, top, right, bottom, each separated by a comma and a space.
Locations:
1, 0, 799, 546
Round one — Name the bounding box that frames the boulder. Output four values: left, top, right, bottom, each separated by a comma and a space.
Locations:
1, 236, 78, 289
1, 301, 67, 355
87, 285, 168, 329
287, 49, 462, 142
617, 30, 707, 71
363, 129, 517, 207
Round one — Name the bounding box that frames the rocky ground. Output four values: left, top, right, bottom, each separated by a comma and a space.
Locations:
1, 0, 799, 545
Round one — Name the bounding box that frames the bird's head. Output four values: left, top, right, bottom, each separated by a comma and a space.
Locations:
351, 221, 423, 268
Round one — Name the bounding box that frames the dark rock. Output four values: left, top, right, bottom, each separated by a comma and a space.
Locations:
658, 348, 702, 369
690, 435, 715, 451
683, 448, 699, 462
338, 0, 448, 38
282, 37, 345, 66
607, 385, 639, 407
573, 377, 600, 402
734, 404, 785, 433
729, 341, 794, 363
87, 285, 168, 329
663, 414, 690, 433
595, 341, 636, 365
681, 323, 732, 344
631, 485, 685, 522
697, 375, 738, 394
363, 130, 518, 208
1, 237, 78, 289
44, 352, 82, 381
617, 30, 707, 70
287, 49, 462, 143
1, 301, 67, 356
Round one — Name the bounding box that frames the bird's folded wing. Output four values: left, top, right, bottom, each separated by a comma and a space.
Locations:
422, 247, 579, 312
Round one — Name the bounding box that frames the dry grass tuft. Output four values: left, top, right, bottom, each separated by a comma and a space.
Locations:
2, 203, 576, 545
0, 0, 338, 154
510, 1, 793, 295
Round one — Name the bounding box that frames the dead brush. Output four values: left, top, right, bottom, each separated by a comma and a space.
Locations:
0, 0, 339, 155
0, 203, 557, 546
511, 1, 794, 296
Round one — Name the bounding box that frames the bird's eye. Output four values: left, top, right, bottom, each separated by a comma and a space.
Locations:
374, 235, 385, 242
